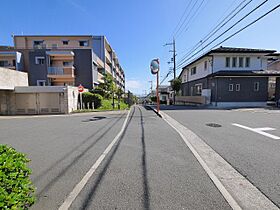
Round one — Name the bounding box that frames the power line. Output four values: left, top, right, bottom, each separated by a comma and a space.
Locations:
177, 0, 270, 69
177, 0, 252, 66
177, 2, 280, 70
173, 0, 200, 38
171, 0, 195, 39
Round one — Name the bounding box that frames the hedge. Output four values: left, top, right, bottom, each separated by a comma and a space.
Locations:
0, 145, 35, 209
82, 92, 103, 109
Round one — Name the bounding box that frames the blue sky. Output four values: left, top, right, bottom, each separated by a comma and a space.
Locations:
1, 0, 280, 95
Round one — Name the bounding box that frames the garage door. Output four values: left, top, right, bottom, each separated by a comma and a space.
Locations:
15, 93, 62, 115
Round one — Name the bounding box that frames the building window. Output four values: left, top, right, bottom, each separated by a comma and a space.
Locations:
79, 40, 89, 46
225, 57, 230, 67
239, 57, 244, 67
35, 57, 45, 65
195, 84, 202, 95
184, 74, 187, 82
236, 84, 240, 91
63, 61, 71, 66
232, 57, 237, 67
254, 82, 260, 91
33, 40, 44, 46
62, 40, 69, 45
204, 60, 207, 70
37, 80, 46, 86
229, 84, 234, 91
0, 60, 9, 67
245, 57, 250, 67
191, 66, 196, 75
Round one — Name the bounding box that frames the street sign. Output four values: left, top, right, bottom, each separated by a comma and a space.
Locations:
150, 59, 159, 75
78, 84, 84, 93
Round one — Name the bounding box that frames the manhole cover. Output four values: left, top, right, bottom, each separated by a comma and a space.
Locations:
206, 123, 222, 128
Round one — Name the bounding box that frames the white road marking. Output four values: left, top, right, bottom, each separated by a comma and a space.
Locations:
158, 109, 279, 210
233, 123, 280, 140
58, 108, 131, 210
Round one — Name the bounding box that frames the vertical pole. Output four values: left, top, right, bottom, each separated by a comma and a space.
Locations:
173, 38, 176, 105
156, 71, 160, 113
80, 92, 83, 110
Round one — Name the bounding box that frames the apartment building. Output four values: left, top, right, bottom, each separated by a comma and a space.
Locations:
0, 35, 125, 91
179, 47, 280, 106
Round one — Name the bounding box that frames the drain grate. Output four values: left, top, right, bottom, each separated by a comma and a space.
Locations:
206, 123, 222, 128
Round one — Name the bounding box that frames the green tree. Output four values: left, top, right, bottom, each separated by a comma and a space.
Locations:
171, 78, 182, 104
99, 73, 116, 99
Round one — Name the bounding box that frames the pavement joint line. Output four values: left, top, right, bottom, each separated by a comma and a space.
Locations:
58, 108, 131, 210
158, 109, 279, 210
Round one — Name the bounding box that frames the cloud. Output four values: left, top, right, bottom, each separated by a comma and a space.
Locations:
126, 80, 143, 94
66, 0, 91, 17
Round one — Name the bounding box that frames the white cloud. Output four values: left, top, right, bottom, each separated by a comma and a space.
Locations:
126, 80, 144, 94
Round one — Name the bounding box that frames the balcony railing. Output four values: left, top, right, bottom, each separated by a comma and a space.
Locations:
47, 67, 74, 76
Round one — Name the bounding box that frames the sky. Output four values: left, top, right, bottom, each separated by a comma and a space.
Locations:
1, 0, 280, 95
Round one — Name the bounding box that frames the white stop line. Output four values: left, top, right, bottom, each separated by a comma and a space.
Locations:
232, 123, 280, 140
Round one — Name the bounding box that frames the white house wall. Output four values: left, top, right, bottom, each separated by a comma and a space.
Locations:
212, 54, 268, 72
181, 57, 212, 83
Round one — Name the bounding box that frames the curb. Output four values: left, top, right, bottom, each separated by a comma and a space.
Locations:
144, 105, 162, 118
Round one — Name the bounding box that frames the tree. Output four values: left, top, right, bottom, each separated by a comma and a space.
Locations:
171, 78, 182, 104
99, 73, 116, 99
116, 88, 124, 109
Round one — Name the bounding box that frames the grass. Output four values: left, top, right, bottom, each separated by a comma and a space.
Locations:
73, 99, 129, 113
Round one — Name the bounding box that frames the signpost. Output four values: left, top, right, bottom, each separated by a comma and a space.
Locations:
150, 59, 160, 113
78, 84, 84, 109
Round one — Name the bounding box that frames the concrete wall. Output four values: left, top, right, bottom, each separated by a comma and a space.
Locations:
0, 86, 79, 115
0, 67, 28, 90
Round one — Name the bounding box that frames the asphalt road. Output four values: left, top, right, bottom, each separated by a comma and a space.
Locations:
0, 106, 231, 210
162, 105, 280, 208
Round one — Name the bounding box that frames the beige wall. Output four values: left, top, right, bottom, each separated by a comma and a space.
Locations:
268, 61, 280, 71
14, 36, 93, 49
0, 67, 28, 90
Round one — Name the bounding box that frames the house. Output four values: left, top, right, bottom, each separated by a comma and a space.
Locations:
178, 47, 280, 107
0, 35, 125, 91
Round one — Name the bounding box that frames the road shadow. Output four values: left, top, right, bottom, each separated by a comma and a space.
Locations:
80, 107, 136, 210
82, 116, 107, 122
138, 106, 151, 210
34, 113, 126, 198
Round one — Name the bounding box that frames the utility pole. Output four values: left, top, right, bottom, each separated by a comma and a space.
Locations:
148, 81, 153, 95
164, 38, 176, 104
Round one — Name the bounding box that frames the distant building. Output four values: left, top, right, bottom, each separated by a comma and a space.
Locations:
178, 47, 280, 107
0, 35, 125, 91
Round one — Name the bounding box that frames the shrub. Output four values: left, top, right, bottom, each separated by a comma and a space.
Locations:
0, 145, 35, 209
82, 92, 103, 109
90, 87, 105, 98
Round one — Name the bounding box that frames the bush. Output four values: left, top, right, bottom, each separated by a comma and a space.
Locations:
90, 87, 105, 98
82, 92, 103, 109
0, 145, 35, 209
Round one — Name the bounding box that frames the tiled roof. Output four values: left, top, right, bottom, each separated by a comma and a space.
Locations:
211, 46, 276, 54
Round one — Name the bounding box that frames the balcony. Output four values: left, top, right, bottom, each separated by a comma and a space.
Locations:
105, 63, 111, 74
105, 50, 112, 64
98, 72, 104, 83
47, 67, 75, 78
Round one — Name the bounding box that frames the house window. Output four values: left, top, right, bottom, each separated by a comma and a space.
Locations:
229, 84, 234, 91
0, 60, 9, 67
191, 66, 196, 75
225, 57, 230, 67
183, 74, 187, 82
37, 80, 46, 86
204, 60, 207, 70
13, 60, 16, 66
79, 40, 89, 46
232, 57, 237, 67
35, 56, 45, 65
239, 57, 244, 67
62, 40, 69, 45
195, 84, 202, 95
236, 84, 240, 91
245, 57, 250, 67
254, 82, 260, 91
